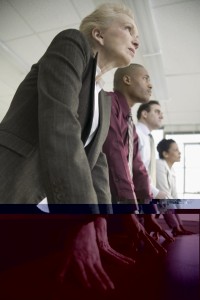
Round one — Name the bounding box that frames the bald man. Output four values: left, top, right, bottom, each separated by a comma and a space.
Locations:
103, 64, 173, 248
103, 64, 152, 209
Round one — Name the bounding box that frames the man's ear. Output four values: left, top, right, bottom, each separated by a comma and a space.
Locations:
123, 75, 132, 86
92, 28, 104, 45
142, 110, 148, 119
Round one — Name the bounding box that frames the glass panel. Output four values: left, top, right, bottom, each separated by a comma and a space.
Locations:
165, 133, 200, 198
185, 144, 200, 193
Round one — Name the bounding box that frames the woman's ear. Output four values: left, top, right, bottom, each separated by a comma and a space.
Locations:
92, 28, 104, 45
163, 151, 169, 159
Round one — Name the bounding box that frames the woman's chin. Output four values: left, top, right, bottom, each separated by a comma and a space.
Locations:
118, 58, 132, 68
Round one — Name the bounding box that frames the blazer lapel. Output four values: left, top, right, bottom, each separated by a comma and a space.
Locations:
86, 90, 111, 168
81, 54, 97, 145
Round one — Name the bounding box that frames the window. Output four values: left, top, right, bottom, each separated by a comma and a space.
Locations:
165, 133, 200, 203
184, 143, 200, 194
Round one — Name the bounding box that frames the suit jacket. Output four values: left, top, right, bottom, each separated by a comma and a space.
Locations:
0, 29, 112, 213
156, 159, 178, 199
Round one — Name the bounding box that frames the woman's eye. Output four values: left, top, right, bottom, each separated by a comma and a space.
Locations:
125, 26, 131, 32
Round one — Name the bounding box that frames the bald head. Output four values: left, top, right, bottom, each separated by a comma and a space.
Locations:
113, 63, 144, 91
113, 63, 152, 106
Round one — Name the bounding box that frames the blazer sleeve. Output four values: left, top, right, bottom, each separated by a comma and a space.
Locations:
91, 151, 112, 213
37, 29, 99, 210
156, 160, 173, 198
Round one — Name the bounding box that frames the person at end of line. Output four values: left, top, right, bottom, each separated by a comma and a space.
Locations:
156, 138, 195, 237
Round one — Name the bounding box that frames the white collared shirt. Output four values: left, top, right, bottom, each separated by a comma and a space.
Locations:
136, 122, 159, 198
84, 65, 103, 147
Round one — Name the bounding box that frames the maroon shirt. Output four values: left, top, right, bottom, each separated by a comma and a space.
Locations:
103, 91, 152, 203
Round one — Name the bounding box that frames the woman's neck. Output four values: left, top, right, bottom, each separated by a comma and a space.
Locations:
165, 159, 173, 169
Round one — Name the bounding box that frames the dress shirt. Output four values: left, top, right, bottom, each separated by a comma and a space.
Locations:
84, 65, 102, 147
103, 91, 152, 205
148, 133, 156, 185
136, 122, 159, 198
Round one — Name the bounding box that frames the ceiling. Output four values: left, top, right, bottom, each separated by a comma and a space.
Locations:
0, 0, 200, 133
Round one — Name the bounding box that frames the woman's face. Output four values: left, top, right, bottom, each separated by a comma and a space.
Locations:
166, 142, 181, 164
98, 14, 139, 68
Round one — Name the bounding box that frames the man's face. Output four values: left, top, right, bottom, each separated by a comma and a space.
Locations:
129, 66, 152, 103
145, 104, 163, 130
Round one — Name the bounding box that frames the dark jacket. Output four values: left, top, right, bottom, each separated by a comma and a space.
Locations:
0, 29, 111, 213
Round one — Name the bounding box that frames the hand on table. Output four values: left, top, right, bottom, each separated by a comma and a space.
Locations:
95, 216, 136, 266
143, 214, 175, 243
121, 214, 169, 256
58, 221, 115, 291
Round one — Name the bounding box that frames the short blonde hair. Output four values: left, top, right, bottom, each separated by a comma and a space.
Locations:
79, 3, 134, 47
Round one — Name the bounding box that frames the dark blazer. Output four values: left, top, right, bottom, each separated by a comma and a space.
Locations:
0, 29, 112, 212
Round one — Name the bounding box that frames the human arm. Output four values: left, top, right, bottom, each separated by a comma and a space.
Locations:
103, 94, 137, 203
91, 151, 112, 213
37, 29, 99, 208
156, 160, 173, 199
132, 130, 152, 202
89, 91, 112, 212
135, 128, 167, 200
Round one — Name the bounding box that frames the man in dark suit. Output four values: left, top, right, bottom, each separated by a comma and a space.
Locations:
0, 3, 140, 292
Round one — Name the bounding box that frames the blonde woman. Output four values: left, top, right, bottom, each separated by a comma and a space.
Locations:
0, 3, 139, 291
